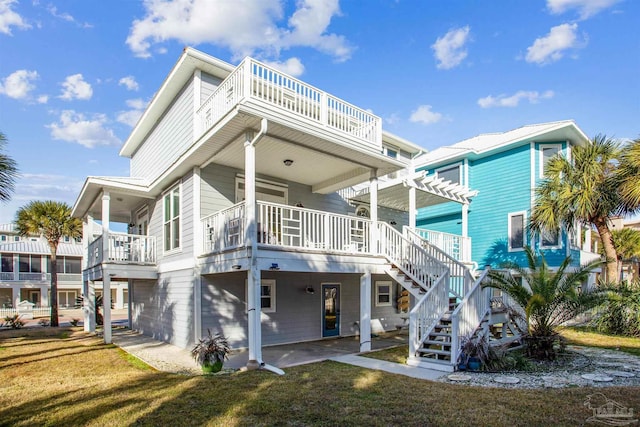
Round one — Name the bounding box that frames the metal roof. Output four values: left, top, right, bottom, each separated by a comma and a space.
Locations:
0, 241, 83, 256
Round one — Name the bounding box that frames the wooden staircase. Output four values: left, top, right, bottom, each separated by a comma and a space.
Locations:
412, 297, 459, 371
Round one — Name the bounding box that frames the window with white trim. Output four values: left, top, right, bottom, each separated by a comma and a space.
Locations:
436, 164, 461, 185
508, 212, 526, 251
540, 145, 561, 177
541, 229, 560, 248
260, 279, 276, 312
163, 185, 180, 252
375, 281, 392, 307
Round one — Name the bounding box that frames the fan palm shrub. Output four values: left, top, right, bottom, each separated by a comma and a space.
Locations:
592, 280, 640, 337
483, 246, 604, 359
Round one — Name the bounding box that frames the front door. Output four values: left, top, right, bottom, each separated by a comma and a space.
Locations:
28, 290, 40, 306
322, 284, 340, 337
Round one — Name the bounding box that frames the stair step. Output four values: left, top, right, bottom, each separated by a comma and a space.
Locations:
417, 348, 451, 356
434, 324, 452, 330
423, 339, 451, 347
430, 332, 452, 338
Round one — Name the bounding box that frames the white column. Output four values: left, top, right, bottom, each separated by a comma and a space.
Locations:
193, 167, 203, 342
369, 171, 378, 253
83, 278, 96, 332
461, 203, 470, 262
584, 228, 592, 252
12, 285, 20, 308
116, 286, 124, 310
359, 272, 372, 352
40, 286, 49, 306
103, 275, 112, 344
101, 192, 112, 344
245, 131, 262, 368
194, 274, 202, 341
408, 185, 416, 229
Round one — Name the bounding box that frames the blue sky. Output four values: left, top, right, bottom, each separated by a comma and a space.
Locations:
0, 0, 638, 223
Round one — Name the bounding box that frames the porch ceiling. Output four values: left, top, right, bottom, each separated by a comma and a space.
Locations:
350, 172, 478, 211
198, 112, 406, 194
72, 177, 154, 223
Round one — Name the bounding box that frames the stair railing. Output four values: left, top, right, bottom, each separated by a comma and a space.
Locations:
449, 266, 493, 365
409, 271, 450, 357
378, 223, 447, 293
404, 226, 475, 300
378, 223, 452, 356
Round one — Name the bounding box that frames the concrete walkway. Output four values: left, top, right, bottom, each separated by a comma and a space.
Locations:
112, 328, 443, 381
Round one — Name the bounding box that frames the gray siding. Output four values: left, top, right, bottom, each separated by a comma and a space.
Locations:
130, 78, 195, 181
200, 163, 237, 218
201, 72, 222, 104
201, 272, 407, 348
130, 271, 195, 349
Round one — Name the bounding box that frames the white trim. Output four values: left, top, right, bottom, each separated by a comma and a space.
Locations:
235, 176, 288, 204
530, 141, 535, 210
539, 228, 561, 250
463, 158, 469, 188
374, 280, 392, 307
508, 211, 527, 252
245, 278, 276, 313
162, 182, 182, 253
435, 162, 462, 185
538, 143, 562, 179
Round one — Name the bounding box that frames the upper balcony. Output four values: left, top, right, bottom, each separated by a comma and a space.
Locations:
86, 233, 157, 272
196, 57, 382, 152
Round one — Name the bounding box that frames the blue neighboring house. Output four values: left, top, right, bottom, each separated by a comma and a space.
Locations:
414, 120, 602, 283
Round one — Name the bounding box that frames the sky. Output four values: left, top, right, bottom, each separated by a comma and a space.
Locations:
0, 0, 638, 224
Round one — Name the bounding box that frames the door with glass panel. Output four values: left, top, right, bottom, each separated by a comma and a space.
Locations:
322, 284, 340, 337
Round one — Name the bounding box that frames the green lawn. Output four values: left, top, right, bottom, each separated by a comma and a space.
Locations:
560, 326, 640, 357
1, 328, 639, 426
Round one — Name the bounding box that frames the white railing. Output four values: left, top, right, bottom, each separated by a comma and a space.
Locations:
107, 233, 156, 263
413, 227, 471, 263
202, 202, 246, 253
409, 273, 450, 357
201, 201, 372, 255
86, 233, 156, 268
378, 223, 448, 293
0, 272, 14, 281
18, 272, 49, 281
197, 58, 382, 147
57, 273, 82, 282
0, 307, 51, 318
449, 267, 493, 365
405, 227, 475, 299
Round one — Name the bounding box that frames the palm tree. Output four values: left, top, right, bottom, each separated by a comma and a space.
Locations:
610, 228, 640, 282
618, 137, 640, 213
14, 201, 82, 327
0, 131, 19, 202
483, 246, 603, 359
530, 134, 621, 282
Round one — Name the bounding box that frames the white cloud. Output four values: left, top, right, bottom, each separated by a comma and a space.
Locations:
432, 26, 471, 70
116, 98, 148, 127
36, 94, 48, 104
45, 4, 92, 28
477, 90, 555, 108
126, 0, 352, 62
546, 0, 620, 19
525, 23, 584, 65
48, 110, 121, 148
119, 75, 139, 91
384, 113, 401, 126
409, 105, 443, 125
0, 0, 31, 35
60, 74, 93, 100
262, 57, 305, 77
0, 69, 38, 100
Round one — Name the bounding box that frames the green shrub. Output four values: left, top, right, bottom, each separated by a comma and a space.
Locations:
591, 280, 640, 337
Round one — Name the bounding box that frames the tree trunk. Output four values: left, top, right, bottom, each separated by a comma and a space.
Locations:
594, 218, 618, 284
49, 245, 58, 327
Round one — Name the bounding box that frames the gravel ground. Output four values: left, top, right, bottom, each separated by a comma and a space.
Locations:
439, 345, 640, 389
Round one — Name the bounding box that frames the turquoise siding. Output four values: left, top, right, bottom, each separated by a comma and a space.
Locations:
416, 202, 462, 236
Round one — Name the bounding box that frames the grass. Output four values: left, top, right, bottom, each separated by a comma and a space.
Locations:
560, 326, 640, 357
1, 328, 640, 426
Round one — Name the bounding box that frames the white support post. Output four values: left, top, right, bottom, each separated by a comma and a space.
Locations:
193, 166, 203, 342
83, 279, 96, 332
116, 286, 124, 310
584, 227, 592, 252
408, 185, 416, 229
359, 272, 372, 352
461, 203, 469, 238
194, 274, 202, 342
369, 171, 378, 253
103, 275, 112, 344
245, 131, 262, 369
11, 285, 19, 308
102, 193, 110, 261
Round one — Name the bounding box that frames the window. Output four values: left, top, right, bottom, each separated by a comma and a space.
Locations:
0, 235, 6, 242
375, 281, 392, 307
260, 279, 276, 312
163, 185, 180, 252
19, 254, 42, 273
436, 164, 461, 185
541, 229, 560, 248
46, 256, 81, 274
508, 212, 526, 251
246, 279, 276, 313
1, 253, 12, 272
540, 145, 561, 177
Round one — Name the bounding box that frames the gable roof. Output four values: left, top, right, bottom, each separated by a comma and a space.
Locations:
415, 120, 589, 169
